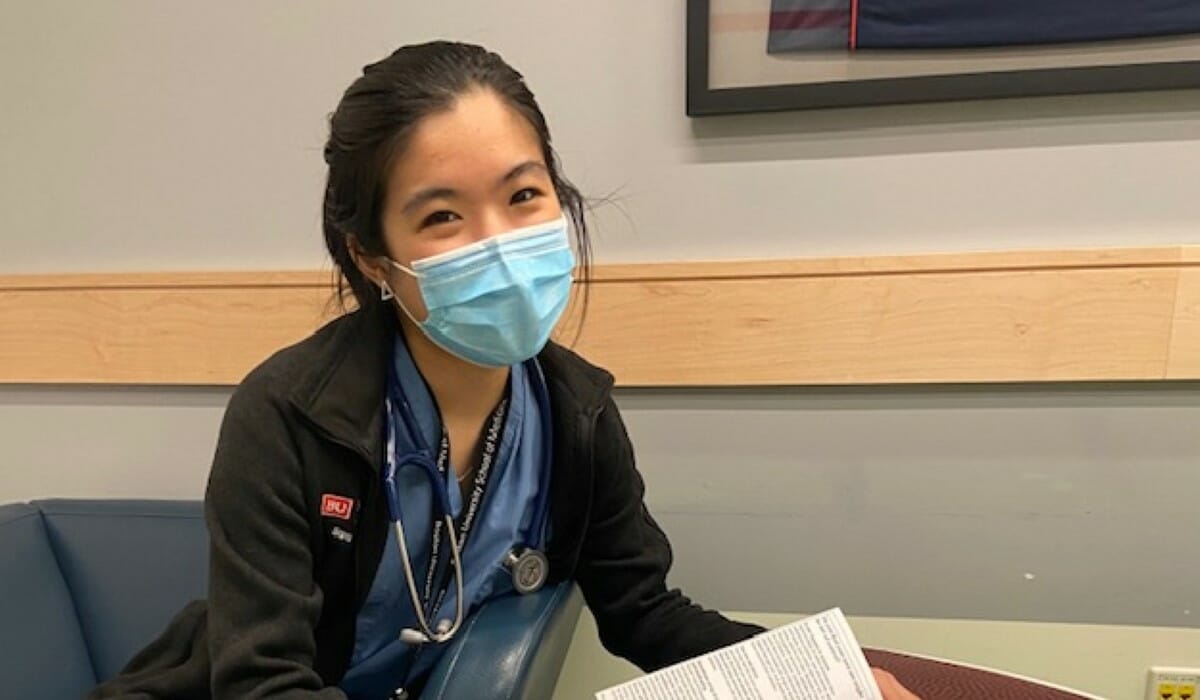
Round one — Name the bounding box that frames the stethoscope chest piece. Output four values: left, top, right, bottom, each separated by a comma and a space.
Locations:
505, 548, 549, 595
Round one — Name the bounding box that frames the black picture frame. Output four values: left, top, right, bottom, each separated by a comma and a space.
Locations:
686, 0, 1200, 116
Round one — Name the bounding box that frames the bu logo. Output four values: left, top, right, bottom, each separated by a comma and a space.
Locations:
320, 494, 354, 520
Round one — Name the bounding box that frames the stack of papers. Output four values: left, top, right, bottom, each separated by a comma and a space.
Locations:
597, 608, 881, 700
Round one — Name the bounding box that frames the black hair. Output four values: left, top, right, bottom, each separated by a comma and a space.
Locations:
322, 41, 592, 311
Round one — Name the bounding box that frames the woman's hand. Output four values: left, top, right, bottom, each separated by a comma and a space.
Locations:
873, 668, 923, 700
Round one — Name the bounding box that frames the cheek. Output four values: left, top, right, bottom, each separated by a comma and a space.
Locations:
393, 229, 475, 264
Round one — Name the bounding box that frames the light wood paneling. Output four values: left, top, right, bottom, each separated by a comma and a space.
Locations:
2, 247, 1197, 386
0, 273, 338, 385
1167, 266, 1200, 379
563, 264, 1182, 386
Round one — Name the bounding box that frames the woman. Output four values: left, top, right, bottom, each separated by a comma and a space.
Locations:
92, 41, 919, 699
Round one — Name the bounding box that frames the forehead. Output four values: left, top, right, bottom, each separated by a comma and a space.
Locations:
389, 89, 545, 191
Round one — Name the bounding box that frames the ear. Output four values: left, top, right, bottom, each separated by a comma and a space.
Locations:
345, 234, 390, 290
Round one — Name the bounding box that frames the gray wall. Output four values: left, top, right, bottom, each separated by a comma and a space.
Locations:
628, 384, 1200, 627
3, 1, 1200, 275
2, 0, 1199, 632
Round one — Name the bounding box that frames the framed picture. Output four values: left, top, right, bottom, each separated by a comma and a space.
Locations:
687, 0, 1200, 116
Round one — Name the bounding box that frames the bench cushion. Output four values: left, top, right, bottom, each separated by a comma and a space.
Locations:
36, 499, 209, 681
0, 503, 96, 697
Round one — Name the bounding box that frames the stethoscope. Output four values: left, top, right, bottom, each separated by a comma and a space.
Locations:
382, 356, 553, 647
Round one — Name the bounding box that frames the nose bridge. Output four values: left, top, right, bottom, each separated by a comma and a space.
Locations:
472, 202, 517, 241
472, 206, 511, 242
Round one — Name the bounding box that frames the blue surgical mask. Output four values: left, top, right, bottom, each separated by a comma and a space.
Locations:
386, 216, 576, 367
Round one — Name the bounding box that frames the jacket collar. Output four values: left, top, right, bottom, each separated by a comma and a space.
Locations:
538, 341, 615, 415
287, 303, 396, 469
285, 302, 615, 471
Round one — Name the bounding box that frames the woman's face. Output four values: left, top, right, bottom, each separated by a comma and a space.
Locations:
376, 88, 563, 322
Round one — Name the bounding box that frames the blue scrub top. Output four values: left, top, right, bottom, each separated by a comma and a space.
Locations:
339, 336, 549, 699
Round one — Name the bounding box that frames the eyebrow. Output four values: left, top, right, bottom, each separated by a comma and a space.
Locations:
400, 160, 548, 216
501, 160, 547, 183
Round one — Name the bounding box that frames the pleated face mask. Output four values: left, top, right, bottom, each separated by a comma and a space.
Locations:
386, 215, 576, 367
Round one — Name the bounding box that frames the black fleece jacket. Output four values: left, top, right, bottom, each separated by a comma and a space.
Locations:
90, 305, 760, 699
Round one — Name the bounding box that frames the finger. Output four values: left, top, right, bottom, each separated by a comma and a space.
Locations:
873, 668, 923, 700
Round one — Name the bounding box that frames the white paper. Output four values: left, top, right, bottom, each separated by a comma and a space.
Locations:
596, 608, 882, 700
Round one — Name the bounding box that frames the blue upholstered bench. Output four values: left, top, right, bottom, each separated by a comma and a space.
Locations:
0, 499, 583, 699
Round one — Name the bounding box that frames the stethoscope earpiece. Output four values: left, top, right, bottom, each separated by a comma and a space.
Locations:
398, 628, 429, 645
399, 617, 454, 646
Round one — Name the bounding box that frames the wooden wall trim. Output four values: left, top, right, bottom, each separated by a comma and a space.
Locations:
588, 246, 1196, 281
2, 246, 1198, 387
1167, 262, 1200, 379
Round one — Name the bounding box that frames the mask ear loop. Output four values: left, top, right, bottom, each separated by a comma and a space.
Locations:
382, 261, 426, 329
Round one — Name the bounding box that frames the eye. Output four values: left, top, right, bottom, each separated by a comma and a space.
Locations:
420, 210, 460, 229
510, 187, 542, 205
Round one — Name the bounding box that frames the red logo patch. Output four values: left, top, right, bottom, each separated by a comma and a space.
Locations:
320, 494, 354, 520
